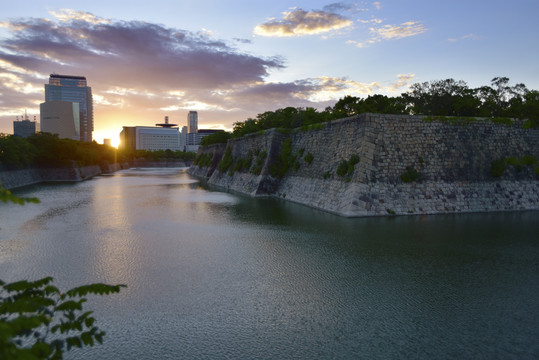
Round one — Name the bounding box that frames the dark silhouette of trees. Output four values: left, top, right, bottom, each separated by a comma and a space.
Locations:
228, 77, 538, 139
0, 133, 119, 169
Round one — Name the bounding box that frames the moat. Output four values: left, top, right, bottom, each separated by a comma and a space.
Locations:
1, 167, 537, 359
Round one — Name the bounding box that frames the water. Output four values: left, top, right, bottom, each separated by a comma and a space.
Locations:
1, 168, 538, 359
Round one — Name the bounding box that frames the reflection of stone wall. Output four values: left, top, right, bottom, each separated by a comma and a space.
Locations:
189, 113, 539, 217
129, 160, 192, 168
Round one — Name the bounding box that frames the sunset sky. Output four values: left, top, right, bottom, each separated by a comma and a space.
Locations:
1, 0, 538, 146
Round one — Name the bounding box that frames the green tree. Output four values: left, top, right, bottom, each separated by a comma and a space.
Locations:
0, 135, 38, 168
200, 131, 231, 146
0, 277, 125, 360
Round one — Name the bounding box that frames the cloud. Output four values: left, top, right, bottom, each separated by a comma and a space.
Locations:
220, 74, 415, 108
323, 2, 356, 13
0, 11, 284, 93
49, 9, 111, 25
384, 73, 415, 92
373, 21, 427, 40
448, 33, 480, 42
349, 20, 427, 47
254, 7, 353, 37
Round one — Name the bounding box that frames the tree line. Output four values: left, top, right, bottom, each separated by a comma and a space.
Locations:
220, 77, 537, 141
0, 132, 196, 169
0, 132, 118, 169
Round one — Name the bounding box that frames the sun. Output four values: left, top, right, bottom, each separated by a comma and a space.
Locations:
93, 130, 120, 148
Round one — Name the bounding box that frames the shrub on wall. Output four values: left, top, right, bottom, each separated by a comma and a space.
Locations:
491, 159, 507, 177
218, 147, 233, 173
194, 153, 213, 168
336, 160, 348, 177
491, 155, 539, 177
304, 152, 314, 165
401, 166, 419, 182
251, 150, 267, 175
336, 154, 360, 178
270, 138, 296, 178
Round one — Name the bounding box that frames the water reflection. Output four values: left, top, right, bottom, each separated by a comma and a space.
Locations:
1, 168, 537, 360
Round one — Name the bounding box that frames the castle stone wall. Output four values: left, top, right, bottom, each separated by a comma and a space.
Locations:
189, 114, 539, 217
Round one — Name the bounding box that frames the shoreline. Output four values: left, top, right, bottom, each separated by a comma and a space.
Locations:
0, 160, 193, 190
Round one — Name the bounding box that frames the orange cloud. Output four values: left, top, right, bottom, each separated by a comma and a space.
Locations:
254, 8, 352, 37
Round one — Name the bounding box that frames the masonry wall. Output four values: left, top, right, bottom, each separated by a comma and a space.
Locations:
188, 114, 539, 217
0, 162, 130, 190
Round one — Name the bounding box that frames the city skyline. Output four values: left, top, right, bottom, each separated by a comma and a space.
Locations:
1, 0, 538, 146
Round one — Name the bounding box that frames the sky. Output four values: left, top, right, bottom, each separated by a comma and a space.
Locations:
1, 0, 538, 146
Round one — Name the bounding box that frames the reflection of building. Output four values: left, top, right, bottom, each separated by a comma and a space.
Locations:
40, 101, 80, 140
13, 112, 37, 138
44, 74, 93, 142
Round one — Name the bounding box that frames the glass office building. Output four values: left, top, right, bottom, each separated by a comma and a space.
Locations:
44, 74, 93, 142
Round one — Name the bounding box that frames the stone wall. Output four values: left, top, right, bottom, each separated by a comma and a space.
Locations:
188, 114, 539, 217
0, 162, 130, 190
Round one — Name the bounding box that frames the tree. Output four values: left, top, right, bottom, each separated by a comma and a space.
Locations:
0, 277, 125, 360
200, 131, 231, 146
0, 135, 37, 169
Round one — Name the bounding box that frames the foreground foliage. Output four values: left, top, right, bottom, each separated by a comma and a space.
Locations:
0, 181, 40, 205
0, 277, 125, 359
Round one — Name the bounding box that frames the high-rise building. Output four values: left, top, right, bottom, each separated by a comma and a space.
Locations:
188, 111, 198, 134
13, 112, 37, 138
180, 126, 188, 148
44, 74, 93, 142
40, 101, 80, 140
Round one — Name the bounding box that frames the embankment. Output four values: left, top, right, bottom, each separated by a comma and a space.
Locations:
188, 113, 539, 217
0, 162, 130, 190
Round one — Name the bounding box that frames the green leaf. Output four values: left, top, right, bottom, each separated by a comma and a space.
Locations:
56, 300, 83, 312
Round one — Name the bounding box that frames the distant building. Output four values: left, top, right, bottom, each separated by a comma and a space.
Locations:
136, 127, 181, 151
188, 111, 198, 134
40, 101, 80, 140
180, 126, 188, 148
187, 129, 224, 146
44, 74, 93, 142
13, 112, 37, 138
103, 139, 112, 147
119, 117, 181, 152
119, 126, 137, 152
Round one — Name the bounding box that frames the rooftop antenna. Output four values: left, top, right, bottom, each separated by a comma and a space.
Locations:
155, 115, 177, 128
